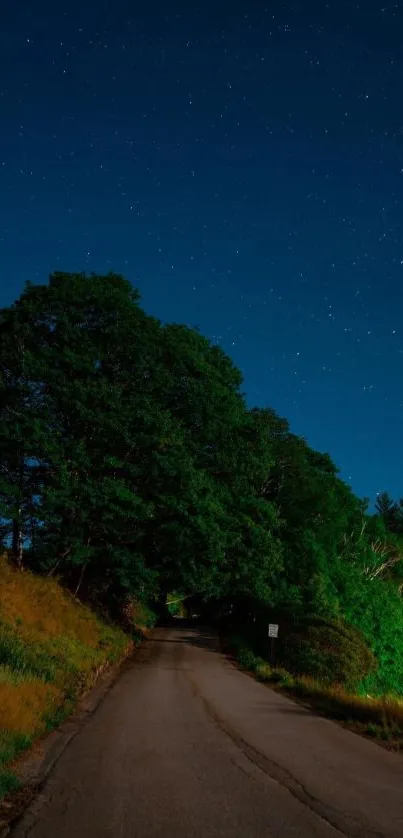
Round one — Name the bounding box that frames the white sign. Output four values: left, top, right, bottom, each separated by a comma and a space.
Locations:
268, 623, 279, 638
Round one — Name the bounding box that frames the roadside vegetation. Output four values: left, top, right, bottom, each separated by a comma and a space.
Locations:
1, 270, 403, 787
227, 634, 403, 749
0, 555, 133, 798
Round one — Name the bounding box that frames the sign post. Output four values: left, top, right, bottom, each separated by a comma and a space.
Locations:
268, 623, 279, 665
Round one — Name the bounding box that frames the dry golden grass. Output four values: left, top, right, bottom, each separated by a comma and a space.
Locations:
0, 678, 61, 735
269, 668, 403, 739
0, 558, 100, 648
0, 555, 132, 796
316, 682, 403, 728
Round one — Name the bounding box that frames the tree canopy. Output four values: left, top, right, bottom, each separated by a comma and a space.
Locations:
1, 271, 403, 693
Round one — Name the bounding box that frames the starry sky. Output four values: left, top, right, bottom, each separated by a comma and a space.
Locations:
1, 1, 403, 506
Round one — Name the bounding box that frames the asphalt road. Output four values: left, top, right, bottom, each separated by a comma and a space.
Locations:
11, 627, 403, 838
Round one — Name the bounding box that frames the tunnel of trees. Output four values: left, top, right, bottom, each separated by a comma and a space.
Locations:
1, 272, 403, 694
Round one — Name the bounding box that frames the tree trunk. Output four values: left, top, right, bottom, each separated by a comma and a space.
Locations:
11, 447, 25, 570
12, 514, 23, 569
74, 563, 86, 598
30, 513, 36, 561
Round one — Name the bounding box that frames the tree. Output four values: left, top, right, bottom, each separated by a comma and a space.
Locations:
0, 273, 156, 599
0, 272, 282, 608
375, 491, 398, 531
150, 331, 283, 602
0, 306, 46, 566
248, 408, 362, 615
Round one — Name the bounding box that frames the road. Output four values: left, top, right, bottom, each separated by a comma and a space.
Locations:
11, 626, 403, 838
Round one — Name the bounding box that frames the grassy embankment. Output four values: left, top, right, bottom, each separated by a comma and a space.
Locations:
229, 634, 403, 749
0, 556, 145, 800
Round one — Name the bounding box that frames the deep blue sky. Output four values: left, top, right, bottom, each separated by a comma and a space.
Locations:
1, 1, 402, 505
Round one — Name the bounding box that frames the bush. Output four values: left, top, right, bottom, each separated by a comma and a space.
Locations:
0, 769, 19, 799
279, 617, 377, 689
120, 598, 157, 636
238, 646, 260, 670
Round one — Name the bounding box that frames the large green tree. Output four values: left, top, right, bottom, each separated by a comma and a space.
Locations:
0, 272, 281, 607
1, 273, 157, 600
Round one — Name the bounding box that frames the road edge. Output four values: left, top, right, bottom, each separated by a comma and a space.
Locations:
0, 642, 145, 837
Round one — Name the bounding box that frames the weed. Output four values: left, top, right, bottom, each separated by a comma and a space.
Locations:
0, 770, 19, 799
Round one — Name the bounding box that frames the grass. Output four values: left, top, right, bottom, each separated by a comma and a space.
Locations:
127, 599, 157, 637
0, 555, 133, 799
228, 634, 403, 749
0, 769, 20, 800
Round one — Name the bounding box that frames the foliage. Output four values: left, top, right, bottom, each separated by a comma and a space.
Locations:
279, 617, 377, 690
0, 272, 282, 608
121, 597, 157, 634
0, 768, 20, 800
375, 492, 403, 534
167, 592, 186, 617
331, 559, 403, 694
220, 607, 376, 690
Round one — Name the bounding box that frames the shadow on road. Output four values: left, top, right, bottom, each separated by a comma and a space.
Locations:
149, 627, 220, 653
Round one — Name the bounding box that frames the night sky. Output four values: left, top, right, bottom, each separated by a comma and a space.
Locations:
1, 2, 403, 506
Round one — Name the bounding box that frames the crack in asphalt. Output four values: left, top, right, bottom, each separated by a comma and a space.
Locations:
3, 631, 396, 838
185, 668, 387, 838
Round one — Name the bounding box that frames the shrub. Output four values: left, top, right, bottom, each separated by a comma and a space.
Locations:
120, 597, 157, 634
0, 770, 19, 799
279, 617, 377, 689
238, 646, 260, 670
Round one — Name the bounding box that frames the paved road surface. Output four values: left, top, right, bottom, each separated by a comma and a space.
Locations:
11, 627, 403, 837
